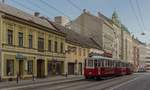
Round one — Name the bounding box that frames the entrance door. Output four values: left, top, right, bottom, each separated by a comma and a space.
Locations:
37, 60, 45, 78
79, 63, 82, 75
56, 62, 62, 75
48, 61, 52, 76
19, 60, 23, 78
68, 63, 75, 75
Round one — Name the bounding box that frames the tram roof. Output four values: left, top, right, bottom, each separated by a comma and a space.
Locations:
88, 55, 113, 60
87, 56, 130, 64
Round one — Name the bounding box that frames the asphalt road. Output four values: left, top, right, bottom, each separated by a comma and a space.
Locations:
1, 73, 149, 90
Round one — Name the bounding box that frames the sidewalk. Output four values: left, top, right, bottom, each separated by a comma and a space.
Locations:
0, 75, 83, 89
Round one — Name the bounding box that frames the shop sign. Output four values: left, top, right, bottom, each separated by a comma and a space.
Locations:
16, 53, 27, 60
90, 49, 104, 54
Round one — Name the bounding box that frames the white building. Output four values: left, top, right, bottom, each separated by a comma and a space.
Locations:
139, 43, 149, 71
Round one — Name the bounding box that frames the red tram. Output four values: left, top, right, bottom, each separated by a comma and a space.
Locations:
84, 56, 133, 79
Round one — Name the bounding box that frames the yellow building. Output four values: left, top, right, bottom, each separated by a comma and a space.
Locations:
0, 3, 65, 80
52, 23, 101, 75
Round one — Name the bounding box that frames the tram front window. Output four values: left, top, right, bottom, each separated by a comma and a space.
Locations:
88, 60, 93, 67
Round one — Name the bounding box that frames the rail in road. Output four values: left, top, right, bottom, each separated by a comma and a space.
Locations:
0, 73, 144, 90
58, 74, 140, 90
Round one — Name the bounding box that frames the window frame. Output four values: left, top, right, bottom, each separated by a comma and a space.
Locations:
18, 32, 24, 47
27, 60, 33, 74
7, 30, 13, 45
6, 59, 14, 76
48, 40, 52, 52
38, 37, 44, 52
29, 34, 33, 48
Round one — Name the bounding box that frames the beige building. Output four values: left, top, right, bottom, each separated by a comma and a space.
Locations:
121, 25, 133, 63
139, 43, 147, 71
0, 3, 66, 80
132, 37, 140, 71
69, 10, 114, 58
111, 11, 122, 60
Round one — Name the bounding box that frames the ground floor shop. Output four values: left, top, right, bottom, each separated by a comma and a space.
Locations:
67, 62, 83, 75
0, 51, 65, 80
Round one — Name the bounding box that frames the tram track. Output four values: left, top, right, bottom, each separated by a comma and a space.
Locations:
57, 74, 137, 90
85, 75, 140, 90
1, 74, 141, 90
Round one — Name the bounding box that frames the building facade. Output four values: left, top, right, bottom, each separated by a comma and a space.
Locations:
111, 11, 122, 60
139, 43, 147, 71
0, 3, 66, 80
70, 10, 114, 58
144, 44, 150, 71
52, 22, 101, 75
121, 25, 133, 63
132, 38, 140, 71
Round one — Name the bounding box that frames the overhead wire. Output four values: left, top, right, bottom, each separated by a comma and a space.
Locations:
129, 0, 144, 33
135, 0, 146, 32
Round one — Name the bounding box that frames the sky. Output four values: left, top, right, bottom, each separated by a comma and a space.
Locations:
3, 0, 150, 43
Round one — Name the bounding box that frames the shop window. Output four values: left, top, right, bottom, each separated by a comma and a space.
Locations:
7, 30, 13, 45
27, 60, 33, 74
6, 60, 14, 76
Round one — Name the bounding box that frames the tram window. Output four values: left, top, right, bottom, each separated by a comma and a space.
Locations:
104, 60, 106, 67
97, 60, 101, 67
106, 60, 108, 67
103, 60, 106, 67
88, 60, 93, 67
105, 60, 107, 67
84, 59, 86, 67
107, 60, 109, 67
99, 60, 101, 67
110, 61, 113, 67
101, 60, 103, 67
108, 60, 110, 67
109, 60, 111, 67
94, 60, 97, 67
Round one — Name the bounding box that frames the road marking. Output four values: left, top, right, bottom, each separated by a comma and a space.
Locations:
108, 76, 141, 90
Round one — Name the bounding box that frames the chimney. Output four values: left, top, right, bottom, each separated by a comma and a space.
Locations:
97, 12, 102, 17
83, 9, 86, 13
34, 12, 40, 17
54, 16, 69, 26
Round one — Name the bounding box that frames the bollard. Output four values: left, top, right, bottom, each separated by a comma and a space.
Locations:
65, 72, 68, 78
